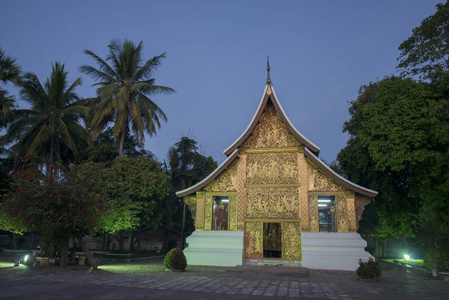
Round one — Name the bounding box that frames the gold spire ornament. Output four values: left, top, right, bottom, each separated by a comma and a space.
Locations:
267, 56, 272, 86
267, 56, 272, 94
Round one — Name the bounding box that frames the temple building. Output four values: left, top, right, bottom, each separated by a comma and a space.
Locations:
176, 65, 377, 271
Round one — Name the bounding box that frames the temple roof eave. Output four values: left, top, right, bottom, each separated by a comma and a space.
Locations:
304, 148, 378, 198
175, 149, 239, 198
224, 85, 320, 156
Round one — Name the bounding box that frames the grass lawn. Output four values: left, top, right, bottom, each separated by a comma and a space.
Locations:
382, 258, 425, 268
98, 261, 165, 274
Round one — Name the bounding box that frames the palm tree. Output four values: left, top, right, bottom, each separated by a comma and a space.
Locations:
0, 48, 21, 127
80, 39, 174, 156
4, 62, 91, 165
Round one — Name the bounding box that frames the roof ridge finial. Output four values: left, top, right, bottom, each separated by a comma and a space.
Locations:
266, 56, 272, 86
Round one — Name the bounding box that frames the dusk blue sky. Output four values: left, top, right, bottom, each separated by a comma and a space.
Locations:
1, 1, 443, 165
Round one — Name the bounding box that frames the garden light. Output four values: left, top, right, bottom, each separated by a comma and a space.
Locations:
23, 255, 29, 263
404, 254, 410, 261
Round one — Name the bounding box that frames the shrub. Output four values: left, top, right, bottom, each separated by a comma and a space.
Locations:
356, 257, 381, 279
164, 248, 187, 270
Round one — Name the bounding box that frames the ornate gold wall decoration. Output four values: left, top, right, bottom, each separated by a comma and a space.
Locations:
345, 192, 357, 232
308, 165, 345, 192
246, 187, 299, 219
184, 197, 197, 225
229, 194, 238, 230
196, 197, 205, 230
204, 165, 237, 192
246, 152, 299, 185
308, 195, 319, 232
336, 194, 348, 232
244, 221, 263, 259
236, 155, 247, 230
298, 152, 310, 231
204, 195, 213, 230
283, 222, 302, 261
242, 104, 300, 150
355, 195, 371, 231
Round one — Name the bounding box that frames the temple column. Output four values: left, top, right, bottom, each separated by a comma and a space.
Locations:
346, 191, 357, 232
298, 149, 309, 231
237, 152, 247, 230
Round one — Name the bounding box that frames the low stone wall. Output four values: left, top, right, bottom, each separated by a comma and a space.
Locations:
184, 231, 244, 266
302, 232, 373, 271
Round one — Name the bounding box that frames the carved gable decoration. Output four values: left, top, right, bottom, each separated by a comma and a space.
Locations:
307, 162, 346, 192
247, 152, 299, 185
242, 104, 300, 150
204, 164, 238, 192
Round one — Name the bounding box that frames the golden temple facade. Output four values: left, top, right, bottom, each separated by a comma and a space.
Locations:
177, 79, 377, 269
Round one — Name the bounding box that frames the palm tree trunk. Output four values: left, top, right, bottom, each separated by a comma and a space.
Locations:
119, 129, 126, 156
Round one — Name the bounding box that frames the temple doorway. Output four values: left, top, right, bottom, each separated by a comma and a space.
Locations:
263, 223, 282, 258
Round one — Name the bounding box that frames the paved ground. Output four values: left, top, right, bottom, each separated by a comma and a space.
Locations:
0, 254, 448, 299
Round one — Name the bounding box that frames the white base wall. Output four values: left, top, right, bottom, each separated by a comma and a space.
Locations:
301, 232, 373, 271
184, 231, 244, 266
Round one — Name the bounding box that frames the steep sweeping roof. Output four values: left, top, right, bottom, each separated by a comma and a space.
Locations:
176, 70, 378, 198
223, 84, 320, 156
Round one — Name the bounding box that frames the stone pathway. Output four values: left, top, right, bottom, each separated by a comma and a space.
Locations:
1, 255, 448, 299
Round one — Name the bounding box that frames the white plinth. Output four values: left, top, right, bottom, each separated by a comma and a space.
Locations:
184, 231, 244, 266
301, 232, 373, 271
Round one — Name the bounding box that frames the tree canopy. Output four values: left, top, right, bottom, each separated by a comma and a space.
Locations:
337, 74, 449, 267
0, 162, 136, 267
0, 47, 21, 128
398, 1, 449, 77
3, 63, 91, 164
80, 40, 175, 156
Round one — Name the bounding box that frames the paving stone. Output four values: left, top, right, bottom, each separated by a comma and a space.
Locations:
2, 256, 449, 299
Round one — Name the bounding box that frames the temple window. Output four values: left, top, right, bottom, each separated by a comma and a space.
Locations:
318, 196, 337, 232
212, 196, 229, 230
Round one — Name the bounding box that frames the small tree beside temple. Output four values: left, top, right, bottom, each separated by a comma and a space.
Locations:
0, 162, 136, 268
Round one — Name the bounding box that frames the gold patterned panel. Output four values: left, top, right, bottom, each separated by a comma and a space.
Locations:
355, 195, 371, 231
204, 165, 237, 192
336, 194, 348, 232
308, 163, 345, 192
308, 195, 319, 232
298, 152, 309, 231
229, 194, 238, 231
241, 104, 300, 150
184, 197, 197, 225
244, 221, 263, 259
283, 222, 302, 261
246, 187, 300, 219
346, 192, 357, 232
236, 155, 247, 230
204, 195, 213, 231
246, 152, 299, 185
196, 197, 205, 230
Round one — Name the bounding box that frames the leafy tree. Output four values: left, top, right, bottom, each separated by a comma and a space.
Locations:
398, 2, 449, 77
175, 137, 217, 189
80, 39, 175, 156
338, 75, 449, 267
336, 80, 417, 243
99, 156, 169, 251
360, 76, 449, 267
78, 127, 154, 163
0, 48, 21, 128
161, 137, 217, 252
0, 163, 136, 268
3, 63, 91, 165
